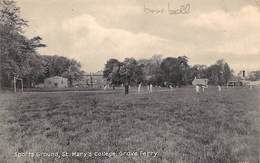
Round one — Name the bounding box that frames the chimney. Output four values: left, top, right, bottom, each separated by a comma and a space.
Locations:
242, 70, 245, 78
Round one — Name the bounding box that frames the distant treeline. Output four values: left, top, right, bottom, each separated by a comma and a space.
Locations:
0, 0, 83, 89
103, 56, 233, 86
0, 0, 233, 90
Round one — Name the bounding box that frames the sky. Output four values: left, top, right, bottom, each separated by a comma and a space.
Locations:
16, 0, 260, 73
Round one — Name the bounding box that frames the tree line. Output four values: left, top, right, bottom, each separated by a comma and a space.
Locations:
103, 55, 233, 87
0, 0, 83, 89
0, 0, 233, 90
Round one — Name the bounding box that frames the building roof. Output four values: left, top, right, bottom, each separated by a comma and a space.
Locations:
192, 78, 208, 86
250, 80, 260, 86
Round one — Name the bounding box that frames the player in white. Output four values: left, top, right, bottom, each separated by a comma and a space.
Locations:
138, 82, 142, 94
195, 85, 200, 94
150, 84, 153, 93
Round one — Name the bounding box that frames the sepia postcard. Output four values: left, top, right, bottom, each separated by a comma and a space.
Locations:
0, 0, 259, 162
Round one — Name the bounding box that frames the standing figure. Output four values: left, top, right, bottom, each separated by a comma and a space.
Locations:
147, 84, 150, 94
112, 84, 115, 90
217, 85, 222, 94
138, 83, 142, 94
125, 83, 129, 95
195, 85, 200, 94
150, 84, 153, 93
169, 85, 173, 91
249, 83, 253, 89
202, 86, 205, 92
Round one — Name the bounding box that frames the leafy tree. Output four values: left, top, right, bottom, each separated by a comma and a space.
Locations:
188, 64, 207, 83
0, 0, 27, 32
0, 0, 46, 88
206, 59, 232, 85
223, 62, 231, 83
0, 0, 84, 89
62, 59, 83, 87
41, 55, 83, 87
191, 65, 207, 77
119, 58, 144, 85
138, 55, 162, 84
177, 56, 189, 85
206, 64, 220, 85
161, 57, 178, 85
160, 56, 189, 86
103, 58, 121, 86
103, 58, 145, 90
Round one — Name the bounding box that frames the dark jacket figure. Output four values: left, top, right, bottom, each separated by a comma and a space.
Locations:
125, 83, 129, 95
112, 84, 115, 90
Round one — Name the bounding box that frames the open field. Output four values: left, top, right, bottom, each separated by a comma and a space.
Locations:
0, 87, 259, 163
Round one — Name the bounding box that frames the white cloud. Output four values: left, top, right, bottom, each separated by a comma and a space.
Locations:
61, 14, 175, 71
25, 4, 260, 72
186, 5, 260, 55
187, 5, 260, 31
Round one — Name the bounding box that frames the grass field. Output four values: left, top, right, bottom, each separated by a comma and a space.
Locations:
0, 87, 259, 163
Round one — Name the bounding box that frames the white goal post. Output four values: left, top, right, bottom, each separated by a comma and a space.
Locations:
13, 77, 23, 93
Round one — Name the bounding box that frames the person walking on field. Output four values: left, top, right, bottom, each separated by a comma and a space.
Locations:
202, 86, 205, 92
150, 84, 153, 93
169, 85, 173, 91
195, 85, 200, 94
138, 82, 142, 94
218, 85, 222, 94
125, 82, 129, 95
147, 84, 150, 94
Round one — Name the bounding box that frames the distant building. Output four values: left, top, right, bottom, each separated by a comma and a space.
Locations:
227, 80, 243, 87
248, 70, 260, 81
237, 70, 260, 81
73, 71, 107, 88
35, 83, 44, 88
249, 80, 260, 87
192, 77, 208, 86
44, 76, 68, 88
226, 70, 260, 87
